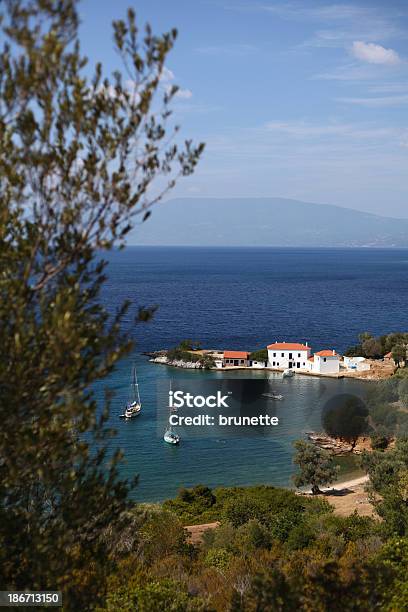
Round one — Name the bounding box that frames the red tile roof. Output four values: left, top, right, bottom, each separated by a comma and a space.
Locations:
267, 342, 311, 351
384, 352, 393, 358
315, 350, 338, 357
308, 356, 314, 362
224, 351, 249, 359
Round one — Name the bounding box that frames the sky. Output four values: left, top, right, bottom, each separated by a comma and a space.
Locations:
80, 0, 408, 218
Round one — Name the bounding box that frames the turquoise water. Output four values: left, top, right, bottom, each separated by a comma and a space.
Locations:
94, 247, 408, 501
97, 355, 368, 502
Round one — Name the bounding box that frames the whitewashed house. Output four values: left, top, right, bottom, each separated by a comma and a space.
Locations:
211, 351, 225, 369
307, 350, 340, 374
267, 342, 311, 371
249, 359, 266, 368
343, 356, 370, 372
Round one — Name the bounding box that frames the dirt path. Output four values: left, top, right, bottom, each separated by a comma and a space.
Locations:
184, 522, 220, 544
304, 476, 377, 518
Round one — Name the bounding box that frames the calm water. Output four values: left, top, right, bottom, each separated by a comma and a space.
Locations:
95, 247, 408, 501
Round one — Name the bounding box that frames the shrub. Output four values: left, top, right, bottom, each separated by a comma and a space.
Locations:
292, 440, 339, 494
249, 349, 268, 362
204, 548, 232, 571
370, 432, 390, 451
322, 395, 369, 448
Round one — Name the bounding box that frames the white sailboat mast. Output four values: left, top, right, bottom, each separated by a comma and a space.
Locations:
133, 364, 141, 404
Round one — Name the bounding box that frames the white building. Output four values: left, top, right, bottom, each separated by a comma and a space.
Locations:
307, 350, 340, 374
211, 351, 225, 369
343, 356, 370, 372
249, 359, 266, 368
267, 342, 311, 370
222, 351, 249, 368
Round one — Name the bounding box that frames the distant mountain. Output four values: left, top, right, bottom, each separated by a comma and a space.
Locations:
133, 197, 408, 247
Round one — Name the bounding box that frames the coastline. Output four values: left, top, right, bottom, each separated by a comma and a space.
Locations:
148, 353, 395, 381
323, 474, 369, 491
297, 474, 374, 518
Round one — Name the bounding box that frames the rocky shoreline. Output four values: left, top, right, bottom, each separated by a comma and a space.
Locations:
146, 352, 210, 370
306, 432, 372, 455
150, 355, 207, 369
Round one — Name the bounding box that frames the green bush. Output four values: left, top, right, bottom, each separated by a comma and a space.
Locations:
166, 348, 215, 369
204, 548, 232, 571
178, 339, 201, 351
163, 484, 328, 526
269, 511, 302, 543
167, 348, 202, 362
344, 331, 408, 361
370, 432, 390, 451
236, 519, 271, 551
102, 579, 192, 612
249, 348, 268, 362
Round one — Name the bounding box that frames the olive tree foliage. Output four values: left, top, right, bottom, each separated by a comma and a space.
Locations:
0, 0, 203, 604
292, 440, 339, 495
322, 394, 369, 448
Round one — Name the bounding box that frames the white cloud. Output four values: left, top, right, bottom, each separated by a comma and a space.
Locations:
314, 63, 386, 82
265, 121, 350, 137
258, 3, 370, 21
368, 83, 408, 94
264, 120, 396, 140
160, 67, 193, 99
336, 94, 408, 107
160, 66, 175, 82
175, 88, 193, 99
98, 79, 140, 102
252, 3, 403, 49
352, 41, 400, 65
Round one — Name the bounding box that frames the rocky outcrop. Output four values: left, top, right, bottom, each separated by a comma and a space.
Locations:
306, 432, 372, 455
149, 355, 206, 369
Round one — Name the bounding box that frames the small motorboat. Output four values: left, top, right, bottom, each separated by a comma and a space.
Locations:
282, 368, 295, 378
120, 364, 142, 419
262, 393, 283, 400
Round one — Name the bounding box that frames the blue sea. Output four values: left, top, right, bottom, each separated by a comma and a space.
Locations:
95, 247, 408, 501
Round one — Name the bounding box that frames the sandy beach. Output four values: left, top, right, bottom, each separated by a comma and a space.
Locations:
324, 474, 369, 490
303, 474, 376, 518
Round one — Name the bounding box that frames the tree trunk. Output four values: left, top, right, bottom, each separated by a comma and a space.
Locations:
311, 484, 321, 495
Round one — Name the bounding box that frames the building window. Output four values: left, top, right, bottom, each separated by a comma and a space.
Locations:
323, 357, 327, 362
281, 353, 284, 357
273, 352, 276, 357
303, 362, 305, 366
298, 353, 301, 357
289, 352, 293, 359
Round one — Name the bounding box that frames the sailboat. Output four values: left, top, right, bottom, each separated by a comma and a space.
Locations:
120, 363, 142, 419
163, 381, 180, 444
163, 425, 180, 445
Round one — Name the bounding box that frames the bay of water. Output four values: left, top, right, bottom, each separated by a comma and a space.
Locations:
95, 247, 408, 501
